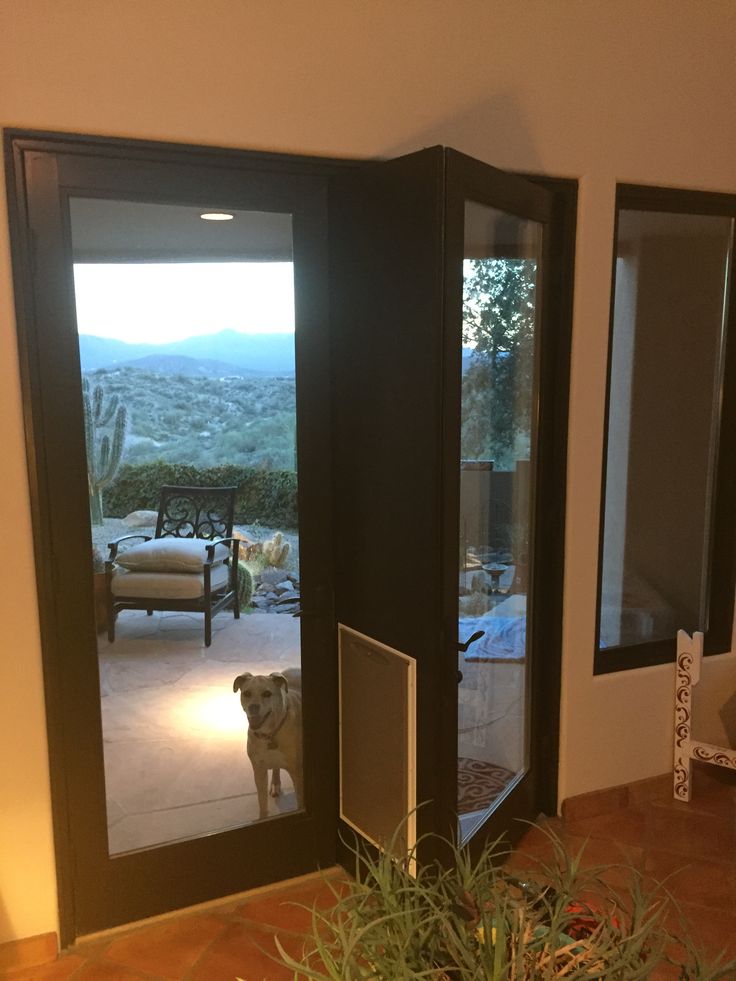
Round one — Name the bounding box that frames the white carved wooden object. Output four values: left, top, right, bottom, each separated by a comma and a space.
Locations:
674, 628, 736, 802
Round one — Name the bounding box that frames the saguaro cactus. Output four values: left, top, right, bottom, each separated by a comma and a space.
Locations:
83, 377, 128, 526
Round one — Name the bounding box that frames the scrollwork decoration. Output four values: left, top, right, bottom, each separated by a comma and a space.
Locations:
159, 491, 231, 540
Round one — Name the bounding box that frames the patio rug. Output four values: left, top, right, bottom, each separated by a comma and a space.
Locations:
458, 757, 516, 815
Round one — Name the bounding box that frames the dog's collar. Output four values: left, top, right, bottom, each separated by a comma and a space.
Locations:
251, 707, 289, 750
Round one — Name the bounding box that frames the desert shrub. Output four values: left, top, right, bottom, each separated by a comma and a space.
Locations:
105, 461, 298, 528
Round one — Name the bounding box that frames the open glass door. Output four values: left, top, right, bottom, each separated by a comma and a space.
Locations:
329, 146, 568, 862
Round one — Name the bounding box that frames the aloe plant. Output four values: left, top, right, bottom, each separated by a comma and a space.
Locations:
269, 822, 736, 980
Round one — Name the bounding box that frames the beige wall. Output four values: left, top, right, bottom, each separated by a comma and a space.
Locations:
2, 0, 735, 943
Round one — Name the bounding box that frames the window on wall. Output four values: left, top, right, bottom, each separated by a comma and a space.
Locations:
595, 185, 736, 674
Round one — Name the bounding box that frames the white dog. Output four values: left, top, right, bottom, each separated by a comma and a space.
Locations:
232, 667, 303, 820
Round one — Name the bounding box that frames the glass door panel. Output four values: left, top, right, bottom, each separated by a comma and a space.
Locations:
457, 201, 542, 843
68, 198, 304, 856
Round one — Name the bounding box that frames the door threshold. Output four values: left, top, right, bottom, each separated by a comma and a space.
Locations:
73, 865, 346, 948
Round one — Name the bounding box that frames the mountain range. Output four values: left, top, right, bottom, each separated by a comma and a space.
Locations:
79, 330, 295, 377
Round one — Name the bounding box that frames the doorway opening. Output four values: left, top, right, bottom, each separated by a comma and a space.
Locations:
71, 199, 304, 855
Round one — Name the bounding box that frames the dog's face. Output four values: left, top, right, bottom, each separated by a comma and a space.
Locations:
232, 672, 289, 732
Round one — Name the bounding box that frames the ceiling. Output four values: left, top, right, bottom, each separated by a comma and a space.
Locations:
69, 198, 294, 263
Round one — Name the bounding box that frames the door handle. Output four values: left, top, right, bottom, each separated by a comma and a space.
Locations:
458, 630, 485, 653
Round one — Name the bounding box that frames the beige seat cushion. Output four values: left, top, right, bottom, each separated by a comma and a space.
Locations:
115, 537, 230, 573
111, 562, 230, 600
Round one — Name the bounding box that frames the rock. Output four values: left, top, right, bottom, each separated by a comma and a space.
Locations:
259, 568, 286, 586
277, 589, 299, 601
275, 601, 300, 615
123, 509, 158, 527
233, 530, 262, 560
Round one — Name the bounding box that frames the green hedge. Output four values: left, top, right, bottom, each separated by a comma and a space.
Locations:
105, 462, 298, 529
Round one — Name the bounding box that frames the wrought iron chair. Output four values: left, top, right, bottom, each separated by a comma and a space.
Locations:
105, 485, 240, 647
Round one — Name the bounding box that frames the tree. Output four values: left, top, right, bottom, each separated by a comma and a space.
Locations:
461, 258, 537, 468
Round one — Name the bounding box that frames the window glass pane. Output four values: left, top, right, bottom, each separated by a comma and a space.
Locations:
600, 209, 734, 652
457, 201, 542, 843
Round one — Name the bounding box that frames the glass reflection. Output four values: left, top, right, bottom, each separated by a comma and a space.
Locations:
457, 201, 542, 843
600, 211, 734, 652
70, 198, 303, 855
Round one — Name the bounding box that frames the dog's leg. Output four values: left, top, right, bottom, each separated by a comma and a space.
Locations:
253, 765, 270, 820
270, 768, 282, 798
290, 766, 304, 812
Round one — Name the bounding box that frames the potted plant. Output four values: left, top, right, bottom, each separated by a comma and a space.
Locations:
268, 825, 736, 980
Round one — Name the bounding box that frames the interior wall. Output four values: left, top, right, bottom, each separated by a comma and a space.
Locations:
2, 0, 736, 943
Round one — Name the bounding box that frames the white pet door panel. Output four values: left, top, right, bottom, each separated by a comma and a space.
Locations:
338, 624, 416, 861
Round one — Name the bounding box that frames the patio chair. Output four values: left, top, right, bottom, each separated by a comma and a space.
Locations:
105, 485, 241, 647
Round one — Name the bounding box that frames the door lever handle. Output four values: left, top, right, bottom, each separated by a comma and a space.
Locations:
458, 629, 485, 653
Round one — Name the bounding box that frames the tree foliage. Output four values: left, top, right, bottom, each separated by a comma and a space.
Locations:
461, 258, 537, 469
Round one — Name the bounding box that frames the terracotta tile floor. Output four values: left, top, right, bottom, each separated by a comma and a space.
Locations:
5, 764, 736, 979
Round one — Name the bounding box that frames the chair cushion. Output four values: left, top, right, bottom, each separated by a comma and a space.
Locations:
111, 562, 231, 599
115, 537, 230, 573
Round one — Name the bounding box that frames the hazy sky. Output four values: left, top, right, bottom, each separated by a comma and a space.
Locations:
73, 262, 295, 344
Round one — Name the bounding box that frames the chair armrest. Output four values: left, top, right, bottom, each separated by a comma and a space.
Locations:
107, 534, 152, 562
204, 537, 241, 565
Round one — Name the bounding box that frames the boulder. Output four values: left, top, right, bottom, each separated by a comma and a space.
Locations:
123, 509, 158, 527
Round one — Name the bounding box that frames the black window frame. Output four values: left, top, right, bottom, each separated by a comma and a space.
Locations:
594, 183, 736, 675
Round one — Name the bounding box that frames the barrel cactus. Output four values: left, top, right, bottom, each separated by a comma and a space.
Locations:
236, 561, 254, 608
263, 531, 290, 568
83, 378, 128, 526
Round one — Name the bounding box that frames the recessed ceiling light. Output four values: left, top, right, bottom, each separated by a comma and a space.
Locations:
200, 212, 234, 221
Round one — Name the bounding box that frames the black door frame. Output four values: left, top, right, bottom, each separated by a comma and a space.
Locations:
4, 130, 353, 942
5, 129, 575, 943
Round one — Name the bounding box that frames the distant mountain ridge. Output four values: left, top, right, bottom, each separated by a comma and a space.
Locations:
79, 329, 295, 376
118, 354, 265, 378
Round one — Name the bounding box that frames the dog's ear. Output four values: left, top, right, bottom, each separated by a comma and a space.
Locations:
233, 673, 253, 693
269, 672, 288, 692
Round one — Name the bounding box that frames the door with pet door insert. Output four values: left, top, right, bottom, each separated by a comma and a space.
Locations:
331, 147, 569, 861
